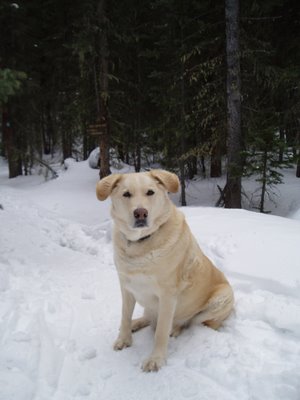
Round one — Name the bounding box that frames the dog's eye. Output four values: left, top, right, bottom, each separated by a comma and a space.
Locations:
123, 191, 132, 198
146, 190, 155, 196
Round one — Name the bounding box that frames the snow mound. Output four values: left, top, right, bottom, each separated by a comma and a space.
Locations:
88, 148, 100, 169
291, 208, 300, 221
0, 160, 300, 400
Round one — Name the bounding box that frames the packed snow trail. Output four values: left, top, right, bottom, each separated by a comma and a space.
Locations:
1, 162, 300, 400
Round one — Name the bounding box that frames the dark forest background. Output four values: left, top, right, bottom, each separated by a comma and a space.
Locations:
0, 0, 299, 210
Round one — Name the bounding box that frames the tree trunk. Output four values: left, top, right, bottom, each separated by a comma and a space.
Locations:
83, 129, 88, 160
97, 0, 111, 179
117, 142, 125, 162
179, 160, 186, 206
224, 0, 242, 208
62, 131, 72, 160
134, 141, 141, 172
187, 156, 197, 179
165, 130, 173, 169
2, 107, 22, 178
42, 103, 53, 155
278, 125, 285, 163
296, 133, 300, 178
179, 18, 187, 206
259, 149, 268, 213
134, 44, 142, 173
200, 156, 206, 177
296, 151, 300, 178
210, 143, 222, 177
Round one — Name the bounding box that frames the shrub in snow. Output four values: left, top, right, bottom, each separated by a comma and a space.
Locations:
110, 158, 126, 170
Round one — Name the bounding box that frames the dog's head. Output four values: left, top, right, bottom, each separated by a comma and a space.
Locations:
96, 170, 179, 241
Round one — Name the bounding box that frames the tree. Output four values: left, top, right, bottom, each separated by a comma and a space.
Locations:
240, 0, 300, 196
1, 0, 299, 199
245, 119, 292, 213
97, 0, 111, 179
224, 0, 242, 208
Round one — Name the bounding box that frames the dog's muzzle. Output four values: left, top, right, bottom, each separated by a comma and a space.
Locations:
133, 207, 148, 228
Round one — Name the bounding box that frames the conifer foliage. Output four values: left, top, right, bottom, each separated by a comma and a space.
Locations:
0, 0, 299, 209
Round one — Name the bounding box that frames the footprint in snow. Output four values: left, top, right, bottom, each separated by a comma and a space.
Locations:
78, 346, 97, 361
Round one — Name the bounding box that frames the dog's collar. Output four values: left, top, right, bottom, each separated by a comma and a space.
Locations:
125, 233, 152, 245
137, 234, 151, 242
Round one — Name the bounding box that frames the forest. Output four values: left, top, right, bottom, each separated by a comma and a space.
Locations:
0, 0, 299, 211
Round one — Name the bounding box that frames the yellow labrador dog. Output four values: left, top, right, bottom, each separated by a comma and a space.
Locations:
96, 170, 234, 372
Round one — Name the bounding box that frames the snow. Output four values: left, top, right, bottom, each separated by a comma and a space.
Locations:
169, 167, 300, 218
1, 159, 300, 400
291, 208, 300, 221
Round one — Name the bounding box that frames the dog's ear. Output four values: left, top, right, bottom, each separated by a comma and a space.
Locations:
149, 169, 180, 193
96, 174, 122, 201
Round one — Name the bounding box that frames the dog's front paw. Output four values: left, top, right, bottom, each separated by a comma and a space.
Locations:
113, 335, 132, 351
142, 355, 165, 372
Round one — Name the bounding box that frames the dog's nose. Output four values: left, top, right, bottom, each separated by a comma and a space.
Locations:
133, 208, 148, 220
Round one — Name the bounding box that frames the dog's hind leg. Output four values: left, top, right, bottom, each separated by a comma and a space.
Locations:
170, 325, 184, 337
193, 283, 234, 330
131, 317, 150, 332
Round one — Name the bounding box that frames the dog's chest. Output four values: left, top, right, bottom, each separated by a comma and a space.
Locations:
114, 237, 179, 308
123, 270, 159, 308
115, 249, 163, 308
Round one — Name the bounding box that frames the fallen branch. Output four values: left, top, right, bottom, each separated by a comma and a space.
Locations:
34, 158, 58, 179
215, 184, 227, 207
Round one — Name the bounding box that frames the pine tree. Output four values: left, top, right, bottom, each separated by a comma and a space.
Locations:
241, 0, 300, 199
245, 117, 292, 213
224, 0, 242, 208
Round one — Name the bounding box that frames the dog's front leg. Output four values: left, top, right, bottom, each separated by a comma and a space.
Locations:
142, 295, 176, 372
113, 285, 135, 350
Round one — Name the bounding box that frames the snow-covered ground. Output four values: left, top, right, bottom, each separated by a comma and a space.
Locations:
1, 159, 300, 400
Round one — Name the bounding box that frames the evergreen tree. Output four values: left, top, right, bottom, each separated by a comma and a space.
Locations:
245, 115, 292, 213
0, 0, 299, 206
224, 0, 242, 208
241, 0, 300, 205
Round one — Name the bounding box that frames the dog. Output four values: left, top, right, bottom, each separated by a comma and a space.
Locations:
96, 169, 234, 372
